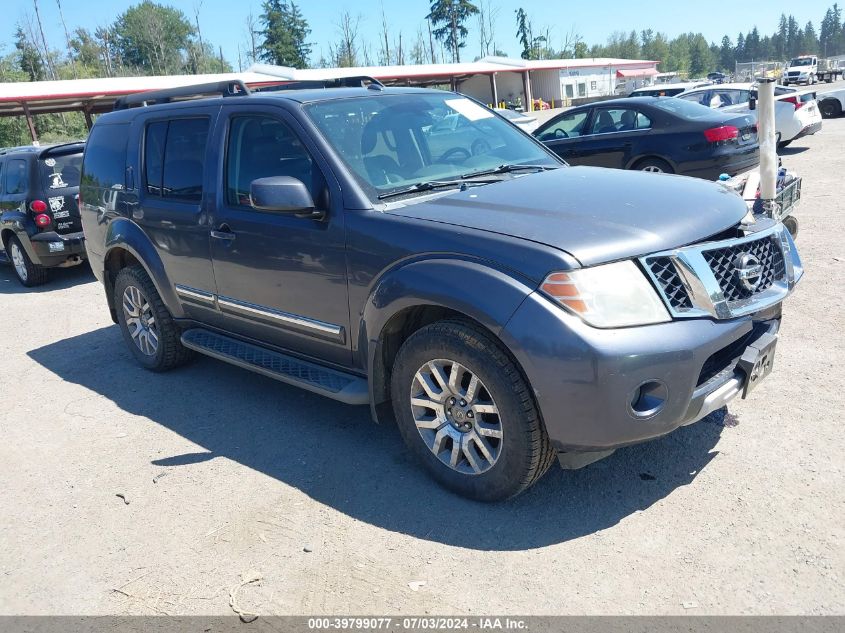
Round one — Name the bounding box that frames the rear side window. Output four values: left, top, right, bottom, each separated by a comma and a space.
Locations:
82, 123, 128, 190
4, 159, 27, 194
144, 118, 209, 202
41, 152, 82, 190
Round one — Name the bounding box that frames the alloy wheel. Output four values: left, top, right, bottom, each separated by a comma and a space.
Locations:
642, 165, 663, 173
122, 285, 159, 356
9, 241, 27, 282
410, 359, 503, 475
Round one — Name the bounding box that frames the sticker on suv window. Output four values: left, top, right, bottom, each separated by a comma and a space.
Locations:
445, 98, 494, 121
49, 173, 68, 189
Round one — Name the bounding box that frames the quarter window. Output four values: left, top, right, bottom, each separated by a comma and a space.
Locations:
81, 123, 128, 191
4, 159, 27, 194
225, 115, 321, 208
144, 118, 209, 202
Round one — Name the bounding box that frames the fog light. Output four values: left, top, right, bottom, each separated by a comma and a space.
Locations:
629, 380, 668, 418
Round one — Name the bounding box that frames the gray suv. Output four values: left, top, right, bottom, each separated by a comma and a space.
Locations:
80, 80, 803, 501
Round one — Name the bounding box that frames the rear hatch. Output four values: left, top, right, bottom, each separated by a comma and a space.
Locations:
39, 147, 83, 235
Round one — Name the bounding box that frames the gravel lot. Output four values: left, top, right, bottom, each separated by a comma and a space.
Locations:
1, 117, 843, 617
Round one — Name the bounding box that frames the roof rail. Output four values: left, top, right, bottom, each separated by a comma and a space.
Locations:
113, 80, 251, 110
252, 76, 385, 92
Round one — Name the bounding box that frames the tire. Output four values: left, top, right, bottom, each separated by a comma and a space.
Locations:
113, 265, 194, 372
782, 215, 799, 238
633, 158, 674, 174
390, 319, 555, 501
820, 99, 842, 119
5, 234, 48, 287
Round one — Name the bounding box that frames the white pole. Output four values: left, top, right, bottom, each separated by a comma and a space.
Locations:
757, 77, 777, 204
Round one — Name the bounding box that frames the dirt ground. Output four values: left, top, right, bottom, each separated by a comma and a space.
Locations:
1, 118, 843, 617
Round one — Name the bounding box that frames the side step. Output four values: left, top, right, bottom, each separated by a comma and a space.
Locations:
181, 328, 368, 405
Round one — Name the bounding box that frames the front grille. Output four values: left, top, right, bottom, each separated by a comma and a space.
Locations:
702, 236, 786, 303
647, 257, 692, 309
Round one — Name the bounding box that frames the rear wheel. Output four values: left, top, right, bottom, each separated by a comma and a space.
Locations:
634, 158, 674, 174
114, 265, 194, 371
391, 320, 555, 501
6, 234, 48, 287
820, 99, 842, 119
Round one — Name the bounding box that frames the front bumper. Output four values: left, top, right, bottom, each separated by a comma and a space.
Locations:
502, 293, 783, 451
679, 146, 760, 181
29, 230, 87, 267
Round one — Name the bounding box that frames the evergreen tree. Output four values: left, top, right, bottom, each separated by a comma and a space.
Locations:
258, 0, 312, 68
427, 0, 479, 63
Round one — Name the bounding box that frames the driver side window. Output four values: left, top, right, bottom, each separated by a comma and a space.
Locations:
226, 115, 325, 209
537, 111, 588, 141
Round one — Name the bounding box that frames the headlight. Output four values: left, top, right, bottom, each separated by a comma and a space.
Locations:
541, 261, 670, 328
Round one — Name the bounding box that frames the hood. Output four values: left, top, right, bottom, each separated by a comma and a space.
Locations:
390, 166, 748, 267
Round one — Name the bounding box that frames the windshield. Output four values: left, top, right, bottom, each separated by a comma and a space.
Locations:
40, 152, 82, 190
654, 98, 718, 119
789, 58, 814, 67
304, 93, 558, 200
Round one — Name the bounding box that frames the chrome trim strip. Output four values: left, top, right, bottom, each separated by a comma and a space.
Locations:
175, 284, 216, 305
217, 295, 343, 336
641, 222, 801, 320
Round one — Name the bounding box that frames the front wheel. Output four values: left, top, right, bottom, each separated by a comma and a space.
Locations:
113, 265, 194, 371
391, 320, 555, 501
6, 234, 48, 287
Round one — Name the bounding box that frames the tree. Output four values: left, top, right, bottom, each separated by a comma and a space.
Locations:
330, 11, 361, 67
719, 35, 734, 71
258, 0, 312, 68
515, 7, 531, 59
427, 0, 479, 63
802, 21, 819, 54
14, 26, 44, 81
113, 1, 194, 75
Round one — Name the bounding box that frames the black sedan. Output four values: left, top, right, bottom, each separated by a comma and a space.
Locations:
532, 97, 759, 180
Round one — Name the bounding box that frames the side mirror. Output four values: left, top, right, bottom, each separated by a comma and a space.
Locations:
748, 94, 757, 111
249, 176, 322, 218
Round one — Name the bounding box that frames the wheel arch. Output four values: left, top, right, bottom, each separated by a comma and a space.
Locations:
102, 218, 183, 323
626, 154, 677, 172
358, 257, 538, 425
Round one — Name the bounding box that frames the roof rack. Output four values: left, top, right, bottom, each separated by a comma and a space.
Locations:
113, 80, 251, 110
252, 76, 385, 92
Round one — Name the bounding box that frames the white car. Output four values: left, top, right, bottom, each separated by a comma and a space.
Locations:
628, 81, 711, 97
676, 82, 822, 147
494, 108, 538, 132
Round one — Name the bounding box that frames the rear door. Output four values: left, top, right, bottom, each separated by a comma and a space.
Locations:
577, 107, 653, 169
131, 107, 221, 321
40, 149, 83, 235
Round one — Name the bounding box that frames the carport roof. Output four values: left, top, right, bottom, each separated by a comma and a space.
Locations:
0, 57, 659, 118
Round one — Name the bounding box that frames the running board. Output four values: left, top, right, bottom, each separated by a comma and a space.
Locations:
181, 328, 368, 405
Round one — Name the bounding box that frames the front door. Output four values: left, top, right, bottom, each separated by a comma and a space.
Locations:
207, 108, 350, 367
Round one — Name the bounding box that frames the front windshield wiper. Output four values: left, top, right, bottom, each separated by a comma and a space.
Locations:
460, 163, 559, 179
377, 178, 497, 200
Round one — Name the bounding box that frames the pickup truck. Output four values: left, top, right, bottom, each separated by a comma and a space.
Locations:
80, 79, 803, 501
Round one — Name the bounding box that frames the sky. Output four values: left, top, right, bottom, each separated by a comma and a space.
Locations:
1, 0, 838, 70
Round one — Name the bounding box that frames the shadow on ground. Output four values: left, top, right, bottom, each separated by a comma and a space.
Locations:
28, 326, 729, 551
0, 261, 95, 294
778, 145, 810, 156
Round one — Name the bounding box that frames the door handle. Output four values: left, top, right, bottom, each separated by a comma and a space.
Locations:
210, 224, 235, 241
